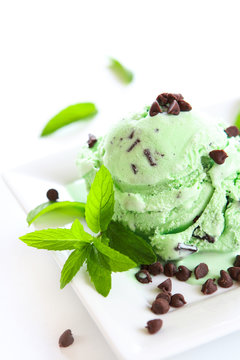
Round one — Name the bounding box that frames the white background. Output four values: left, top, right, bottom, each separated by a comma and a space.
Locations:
1, 0, 240, 359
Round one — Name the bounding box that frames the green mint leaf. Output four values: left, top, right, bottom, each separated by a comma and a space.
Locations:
87, 245, 111, 297
60, 244, 90, 289
27, 201, 85, 225
41, 103, 98, 136
235, 111, 240, 129
19, 227, 91, 250
106, 221, 156, 265
71, 219, 92, 241
85, 165, 114, 233
93, 237, 136, 272
108, 58, 134, 84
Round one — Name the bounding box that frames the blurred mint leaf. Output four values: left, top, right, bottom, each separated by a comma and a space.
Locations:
108, 58, 134, 84
235, 111, 240, 129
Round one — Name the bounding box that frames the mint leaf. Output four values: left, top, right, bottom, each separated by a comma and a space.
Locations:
235, 111, 240, 129
41, 103, 98, 136
85, 165, 114, 233
94, 237, 136, 272
106, 221, 156, 265
60, 244, 90, 289
27, 201, 85, 225
71, 219, 92, 241
108, 58, 134, 84
87, 245, 111, 297
19, 228, 91, 250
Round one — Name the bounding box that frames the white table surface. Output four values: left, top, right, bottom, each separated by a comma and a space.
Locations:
1, 1, 240, 359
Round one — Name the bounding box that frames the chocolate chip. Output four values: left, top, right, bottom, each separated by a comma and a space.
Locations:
156, 292, 171, 303
168, 93, 184, 103
131, 164, 138, 174
87, 134, 97, 148
175, 243, 198, 253
192, 227, 215, 243
156, 94, 168, 106
164, 263, 177, 277
59, 329, 74, 348
218, 270, 233, 288
201, 279, 217, 295
146, 319, 163, 334
193, 215, 200, 223
47, 189, 59, 201
127, 138, 140, 152
143, 149, 157, 166
149, 101, 162, 116
178, 100, 192, 111
225, 126, 239, 138
234, 255, 240, 267
128, 130, 135, 139
148, 262, 164, 275
170, 293, 186, 308
176, 266, 192, 281
158, 278, 172, 292
194, 263, 209, 280
228, 266, 240, 280
167, 100, 180, 115
209, 150, 228, 165
151, 298, 170, 314
141, 264, 150, 271
135, 269, 152, 284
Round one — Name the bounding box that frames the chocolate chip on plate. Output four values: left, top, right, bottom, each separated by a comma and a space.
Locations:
158, 278, 172, 292
176, 266, 192, 281
201, 279, 217, 295
194, 263, 209, 280
87, 133, 97, 148
135, 269, 152, 284
151, 298, 170, 314
156, 292, 171, 303
59, 329, 74, 348
228, 266, 240, 280
164, 263, 177, 277
149, 101, 162, 116
224, 126, 239, 138
218, 270, 233, 288
209, 150, 228, 165
46, 188, 59, 201
167, 100, 180, 115
234, 255, 240, 267
148, 262, 164, 275
170, 293, 186, 308
146, 319, 163, 334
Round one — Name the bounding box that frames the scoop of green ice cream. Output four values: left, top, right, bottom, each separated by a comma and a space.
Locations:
77, 106, 240, 261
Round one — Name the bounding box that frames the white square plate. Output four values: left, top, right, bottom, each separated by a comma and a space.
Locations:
3, 99, 240, 360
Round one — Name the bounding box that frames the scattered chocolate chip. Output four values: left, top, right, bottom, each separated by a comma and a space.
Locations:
164, 263, 177, 277
146, 319, 163, 334
127, 138, 140, 152
59, 329, 74, 348
234, 255, 240, 267
209, 150, 228, 165
87, 134, 97, 148
178, 100, 192, 111
167, 100, 180, 115
151, 298, 170, 314
228, 266, 240, 280
135, 269, 152, 284
194, 263, 209, 280
149, 101, 162, 116
176, 266, 192, 281
47, 189, 59, 201
201, 279, 217, 295
148, 262, 164, 276
155, 128, 159, 132
156, 93, 168, 106
128, 130, 135, 139
225, 126, 239, 138
175, 243, 198, 253
218, 270, 233, 288
143, 149, 157, 166
156, 292, 171, 303
193, 215, 200, 223
158, 278, 172, 292
170, 293, 186, 308
131, 164, 138, 174
120, 137, 123, 141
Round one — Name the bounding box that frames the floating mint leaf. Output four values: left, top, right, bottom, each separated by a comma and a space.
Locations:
41, 103, 98, 136
107, 221, 156, 265
235, 111, 240, 129
85, 165, 114, 233
108, 58, 134, 84
27, 201, 85, 225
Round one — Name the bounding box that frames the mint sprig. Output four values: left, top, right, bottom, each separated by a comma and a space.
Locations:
20, 165, 156, 296
108, 58, 134, 84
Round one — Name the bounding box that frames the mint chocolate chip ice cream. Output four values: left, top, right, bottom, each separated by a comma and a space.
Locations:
77, 93, 240, 261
